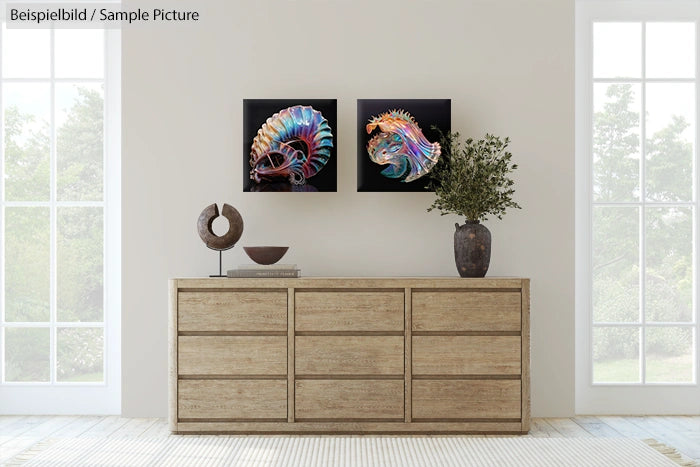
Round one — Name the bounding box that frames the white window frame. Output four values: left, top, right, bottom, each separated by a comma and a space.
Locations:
576, 0, 700, 414
0, 9, 121, 414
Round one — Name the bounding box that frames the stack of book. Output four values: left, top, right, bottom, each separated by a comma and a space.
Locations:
227, 264, 300, 278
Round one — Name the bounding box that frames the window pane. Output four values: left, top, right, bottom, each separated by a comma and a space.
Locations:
4, 207, 50, 322
5, 327, 50, 382
645, 207, 693, 323
594, 23, 641, 78
593, 327, 640, 383
55, 29, 104, 78
57, 207, 104, 322
593, 207, 639, 323
646, 23, 695, 78
646, 327, 693, 383
57, 327, 104, 382
3, 83, 51, 201
593, 83, 641, 202
645, 83, 695, 202
56, 84, 104, 201
1, 26, 50, 78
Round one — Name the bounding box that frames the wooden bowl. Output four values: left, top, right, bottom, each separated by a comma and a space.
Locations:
243, 246, 289, 265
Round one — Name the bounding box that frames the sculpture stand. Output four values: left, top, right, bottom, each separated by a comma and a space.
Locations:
210, 250, 225, 278
209, 246, 234, 278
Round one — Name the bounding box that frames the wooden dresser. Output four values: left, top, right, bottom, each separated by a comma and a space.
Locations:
169, 277, 530, 434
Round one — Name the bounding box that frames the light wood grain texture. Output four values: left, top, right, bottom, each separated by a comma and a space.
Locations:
404, 287, 412, 423
596, 416, 655, 438
529, 418, 561, 437
170, 277, 531, 434
412, 380, 522, 419
412, 291, 521, 332
295, 336, 404, 375
108, 418, 159, 438
80, 416, 131, 437
545, 418, 594, 438
0, 416, 77, 461
0, 416, 24, 433
571, 416, 623, 438
176, 277, 524, 289
413, 336, 521, 375
287, 288, 295, 423
627, 416, 700, 460
295, 291, 403, 331
521, 279, 531, 432
46, 416, 103, 438
295, 380, 404, 420
178, 380, 287, 419
168, 280, 178, 431
178, 291, 287, 331
141, 418, 172, 438
173, 420, 523, 434
178, 336, 286, 375
34, 415, 103, 440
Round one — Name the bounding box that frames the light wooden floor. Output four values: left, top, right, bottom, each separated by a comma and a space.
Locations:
0, 416, 699, 464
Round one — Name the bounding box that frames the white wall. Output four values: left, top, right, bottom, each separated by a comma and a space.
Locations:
122, 0, 574, 417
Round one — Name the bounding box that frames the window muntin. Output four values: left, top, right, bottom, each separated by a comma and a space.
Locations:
591, 21, 697, 385
1, 26, 107, 384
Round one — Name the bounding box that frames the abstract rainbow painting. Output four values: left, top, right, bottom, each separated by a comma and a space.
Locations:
357, 99, 451, 192
244, 99, 337, 192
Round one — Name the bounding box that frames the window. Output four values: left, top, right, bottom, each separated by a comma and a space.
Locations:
576, 1, 700, 413
0, 18, 120, 413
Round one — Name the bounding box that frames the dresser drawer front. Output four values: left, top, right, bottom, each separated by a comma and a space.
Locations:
296, 336, 404, 375
295, 380, 404, 420
295, 291, 403, 331
412, 380, 521, 420
413, 336, 521, 375
178, 291, 286, 332
178, 336, 287, 376
178, 380, 287, 420
412, 291, 521, 332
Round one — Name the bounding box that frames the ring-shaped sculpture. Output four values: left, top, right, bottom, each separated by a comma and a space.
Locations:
197, 203, 244, 276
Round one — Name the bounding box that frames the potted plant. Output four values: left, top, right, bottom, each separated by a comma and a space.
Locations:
427, 131, 521, 277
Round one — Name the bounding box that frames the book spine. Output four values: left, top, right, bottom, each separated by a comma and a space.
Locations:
237, 264, 297, 270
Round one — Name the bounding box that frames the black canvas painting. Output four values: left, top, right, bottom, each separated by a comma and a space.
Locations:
357, 99, 451, 192
243, 99, 337, 192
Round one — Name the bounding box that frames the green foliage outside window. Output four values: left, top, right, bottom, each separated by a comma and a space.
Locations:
592, 84, 692, 377
4, 86, 104, 382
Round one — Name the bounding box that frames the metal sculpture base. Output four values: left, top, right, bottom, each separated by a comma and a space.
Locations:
209, 247, 233, 278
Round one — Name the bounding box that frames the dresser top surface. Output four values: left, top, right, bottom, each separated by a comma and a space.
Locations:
171, 277, 529, 289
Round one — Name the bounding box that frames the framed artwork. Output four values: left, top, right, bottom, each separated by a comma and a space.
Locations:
243, 99, 337, 192
357, 99, 451, 192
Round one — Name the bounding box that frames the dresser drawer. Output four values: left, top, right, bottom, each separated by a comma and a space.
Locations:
413, 336, 521, 375
178, 336, 287, 376
295, 380, 403, 420
413, 380, 521, 420
295, 336, 404, 375
178, 291, 286, 332
178, 380, 287, 420
412, 291, 520, 332
295, 291, 403, 331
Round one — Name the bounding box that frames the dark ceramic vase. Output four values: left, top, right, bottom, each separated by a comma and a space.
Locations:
454, 221, 491, 278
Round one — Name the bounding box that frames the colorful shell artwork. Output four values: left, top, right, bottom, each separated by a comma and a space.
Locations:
366, 109, 441, 183
249, 105, 333, 185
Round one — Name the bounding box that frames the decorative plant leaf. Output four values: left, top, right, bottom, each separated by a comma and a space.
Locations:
426, 129, 522, 222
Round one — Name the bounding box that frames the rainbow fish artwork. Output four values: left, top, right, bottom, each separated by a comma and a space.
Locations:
250, 105, 333, 185
366, 109, 441, 183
